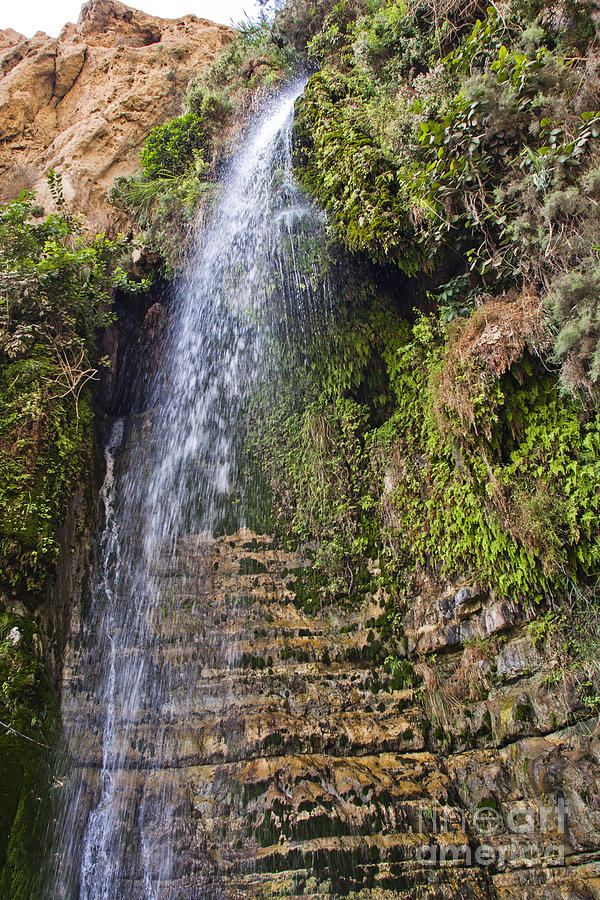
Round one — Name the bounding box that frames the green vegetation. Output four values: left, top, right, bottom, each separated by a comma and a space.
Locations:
0, 185, 140, 890
0, 190, 135, 601
1, 0, 598, 879
233, 0, 598, 623
294, 0, 600, 396
111, 86, 232, 270
102, 0, 600, 721
206, 14, 298, 96
0, 614, 59, 899
257, 293, 600, 604
111, 18, 300, 269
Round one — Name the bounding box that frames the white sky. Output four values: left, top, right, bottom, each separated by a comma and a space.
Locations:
2, 0, 261, 37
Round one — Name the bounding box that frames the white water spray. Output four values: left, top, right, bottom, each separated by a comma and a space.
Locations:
52, 80, 334, 899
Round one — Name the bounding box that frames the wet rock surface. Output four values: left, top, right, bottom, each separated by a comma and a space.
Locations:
60, 532, 600, 898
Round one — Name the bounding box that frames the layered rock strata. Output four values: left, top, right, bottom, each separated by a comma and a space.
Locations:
60, 530, 600, 898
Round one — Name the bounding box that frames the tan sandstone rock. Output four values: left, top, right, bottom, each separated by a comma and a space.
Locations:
0, 0, 234, 231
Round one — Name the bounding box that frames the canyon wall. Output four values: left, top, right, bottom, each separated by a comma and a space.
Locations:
2, 1, 600, 897
61, 527, 600, 898
0, 0, 234, 230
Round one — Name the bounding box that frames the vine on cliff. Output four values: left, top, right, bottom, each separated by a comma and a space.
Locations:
0, 185, 143, 892
257, 291, 600, 606
0, 192, 137, 601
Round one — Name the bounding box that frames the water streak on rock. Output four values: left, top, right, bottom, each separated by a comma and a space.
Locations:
54, 79, 333, 899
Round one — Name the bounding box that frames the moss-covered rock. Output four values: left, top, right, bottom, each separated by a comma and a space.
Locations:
0, 613, 60, 897
0, 190, 136, 894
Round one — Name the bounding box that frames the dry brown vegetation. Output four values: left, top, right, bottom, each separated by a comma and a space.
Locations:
431, 291, 552, 436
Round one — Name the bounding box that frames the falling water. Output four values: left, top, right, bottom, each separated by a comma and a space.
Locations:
51, 79, 334, 898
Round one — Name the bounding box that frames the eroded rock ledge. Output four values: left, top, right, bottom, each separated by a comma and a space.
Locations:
0, 0, 234, 230
62, 531, 600, 898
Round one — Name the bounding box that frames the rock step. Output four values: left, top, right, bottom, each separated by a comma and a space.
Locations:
59, 533, 493, 896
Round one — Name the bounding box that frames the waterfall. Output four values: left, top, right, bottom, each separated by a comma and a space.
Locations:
52, 79, 333, 899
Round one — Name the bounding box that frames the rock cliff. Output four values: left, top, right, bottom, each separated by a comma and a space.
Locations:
61, 529, 600, 898
3, 1, 600, 896
0, 0, 234, 230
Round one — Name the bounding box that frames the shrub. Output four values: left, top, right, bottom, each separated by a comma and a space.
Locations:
112, 86, 234, 269
0, 191, 136, 598
204, 14, 296, 101
0, 192, 130, 396
272, 0, 342, 50
296, 3, 600, 392
141, 113, 210, 178
140, 87, 233, 180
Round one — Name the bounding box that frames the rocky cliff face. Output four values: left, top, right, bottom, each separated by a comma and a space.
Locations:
3, 4, 599, 897
60, 528, 600, 898
0, 0, 234, 230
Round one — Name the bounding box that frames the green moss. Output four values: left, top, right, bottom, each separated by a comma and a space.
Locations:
294, 70, 424, 274
481, 711, 494, 738
0, 614, 60, 896
514, 701, 533, 722
290, 567, 324, 614
238, 557, 268, 575
240, 653, 267, 670
0, 194, 134, 603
